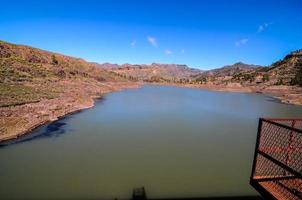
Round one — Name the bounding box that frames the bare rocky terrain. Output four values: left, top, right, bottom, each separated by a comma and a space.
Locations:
0, 40, 301, 141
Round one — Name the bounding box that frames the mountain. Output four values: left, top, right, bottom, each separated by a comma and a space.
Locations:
93, 62, 120, 69
227, 50, 302, 86
104, 49, 302, 88
0, 41, 124, 85
190, 51, 302, 87
263, 49, 302, 86
0, 40, 136, 107
109, 63, 203, 82
191, 62, 263, 84
204, 62, 262, 77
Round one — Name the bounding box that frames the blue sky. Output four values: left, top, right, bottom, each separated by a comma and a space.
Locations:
0, 0, 301, 70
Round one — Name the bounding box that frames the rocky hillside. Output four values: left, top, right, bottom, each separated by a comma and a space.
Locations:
188, 50, 302, 87
202, 62, 262, 77
0, 41, 124, 83
0, 40, 138, 141
192, 62, 264, 84
108, 63, 202, 82
229, 50, 302, 86
0, 40, 129, 107
264, 49, 302, 86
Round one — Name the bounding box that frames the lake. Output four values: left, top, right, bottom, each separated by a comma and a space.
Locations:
0, 85, 301, 200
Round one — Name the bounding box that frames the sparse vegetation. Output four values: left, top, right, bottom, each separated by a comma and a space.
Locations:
0, 83, 57, 107
232, 72, 255, 82
276, 78, 284, 85
262, 74, 269, 82
51, 54, 59, 65
290, 63, 302, 86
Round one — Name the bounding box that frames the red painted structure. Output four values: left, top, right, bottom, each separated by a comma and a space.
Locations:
250, 118, 302, 200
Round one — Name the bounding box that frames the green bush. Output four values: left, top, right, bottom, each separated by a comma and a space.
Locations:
262, 74, 269, 82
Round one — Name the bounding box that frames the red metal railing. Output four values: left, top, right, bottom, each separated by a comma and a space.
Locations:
250, 118, 302, 200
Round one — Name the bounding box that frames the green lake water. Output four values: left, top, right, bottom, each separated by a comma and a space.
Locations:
0, 85, 301, 200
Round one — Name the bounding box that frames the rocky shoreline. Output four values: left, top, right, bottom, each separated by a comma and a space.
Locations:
0, 81, 141, 143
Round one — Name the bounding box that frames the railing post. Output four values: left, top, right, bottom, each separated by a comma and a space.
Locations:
250, 118, 263, 182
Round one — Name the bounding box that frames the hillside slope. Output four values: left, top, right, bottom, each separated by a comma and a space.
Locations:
203, 62, 262, 77
191, 62, 264, 85
0, 40, 139, 141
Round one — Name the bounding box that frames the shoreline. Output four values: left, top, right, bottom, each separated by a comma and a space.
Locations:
0, 103, 93, 144
151, 82, 302, 106
1, 81, 301, 143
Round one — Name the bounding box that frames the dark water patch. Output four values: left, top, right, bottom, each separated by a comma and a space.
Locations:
44, 122, 66, 135
0, 121, 67, 148
265, 96, 283, 104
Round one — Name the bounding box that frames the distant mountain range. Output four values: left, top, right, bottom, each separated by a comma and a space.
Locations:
1, 39, 301, 89
101, 51, 302, 87
105, 63, 202, 82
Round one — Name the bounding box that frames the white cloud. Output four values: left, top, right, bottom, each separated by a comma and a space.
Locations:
258, 25, 265, 33
257, 22, 273, 33
147, 36, 158, 48
130, 40, 136, 47
180, 49, 185, 54
165, 49, 173, 55
235, 38, 249, 47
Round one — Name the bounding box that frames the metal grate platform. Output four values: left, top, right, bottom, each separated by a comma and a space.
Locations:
250, 118, 302, 200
